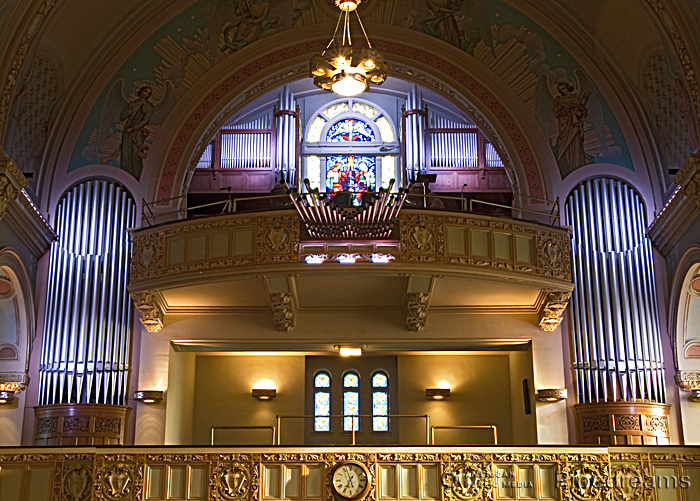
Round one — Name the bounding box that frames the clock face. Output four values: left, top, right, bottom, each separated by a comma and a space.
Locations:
332, 462, 369, 499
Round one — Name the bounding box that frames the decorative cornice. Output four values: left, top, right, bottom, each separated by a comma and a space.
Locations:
0, 157, 27, 219
539, 291, 572, 332
649, 154, 700, 256
130, 291, 164, 332
0, 372, 29, 393
675, 371, 700, 392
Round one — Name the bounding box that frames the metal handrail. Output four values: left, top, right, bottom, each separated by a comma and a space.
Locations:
275, 414, 430, 445
210, 425, 277, 445
430, 425, 498, 445
469, 198, 560, 226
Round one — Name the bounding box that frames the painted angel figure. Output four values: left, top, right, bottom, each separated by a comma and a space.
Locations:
535, 70, 607, 178
86, 79, 177, 180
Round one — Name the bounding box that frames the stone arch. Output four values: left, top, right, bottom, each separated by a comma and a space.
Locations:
669, 245, 700, 377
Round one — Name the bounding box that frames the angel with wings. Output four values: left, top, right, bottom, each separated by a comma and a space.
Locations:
535, 70, 606, 178
89, 79, 177, 179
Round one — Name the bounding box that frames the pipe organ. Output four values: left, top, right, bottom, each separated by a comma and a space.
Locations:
220, 115, 273, 169
566, 178, 665, 404
402, 85, 425, 184
276, 85, 299, 185
39, 180, 135, 406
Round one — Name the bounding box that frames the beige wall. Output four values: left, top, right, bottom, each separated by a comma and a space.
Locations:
192, 355, 306, 445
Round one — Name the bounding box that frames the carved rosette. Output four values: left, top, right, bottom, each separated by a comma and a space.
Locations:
675, 370, 700, 391
406, 292, 431, 332
217, 462, 252, 501
270, 293, 295, 332
130, 291, 164, 332
539, 291, 572, 331
0, 157, 28, 220
256, 215, 300, 264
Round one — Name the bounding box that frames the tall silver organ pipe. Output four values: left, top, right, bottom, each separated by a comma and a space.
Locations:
566, 178, 665, 404
39, 180, 135, 405
404, 85, 425, 182
220, 115, 272, 169
276, 85, 298, 185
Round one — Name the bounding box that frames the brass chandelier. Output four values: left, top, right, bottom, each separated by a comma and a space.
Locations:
310, 0, 387, 97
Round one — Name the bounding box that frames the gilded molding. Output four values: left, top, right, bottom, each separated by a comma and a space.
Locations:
539, 291, 572, 332
675, 370, 700, 391
0, 372, 29, 393
270, 293, 295, 332
130, 291, 164, 332
0, 157, 27, 219
406, 292, 431, 332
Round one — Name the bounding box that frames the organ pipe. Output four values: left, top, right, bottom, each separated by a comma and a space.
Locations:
39, 180, 135, 405
276, 85, 299, 185
566, 178, 665, 404
404, 85, 425, 183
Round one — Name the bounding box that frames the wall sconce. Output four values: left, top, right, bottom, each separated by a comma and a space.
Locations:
335, 345, 364, 357
134, 390, 164, 404
690, 390, 700, 403
0, 391, 15, 405
536, 389, 567, 402
426, 388, 451, 400
252, 389, 277, 400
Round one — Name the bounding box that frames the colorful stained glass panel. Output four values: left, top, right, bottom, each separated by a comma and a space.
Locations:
306, 156, 321, 190
352, 102, 379, 119
343, 391, 359, 431
381, 156, 395, 189
323, 102, 349, 119
373, 391, 389, 431
326, 156, 376, 206
315, 391, 330, 432
315, 372, 330, 388
327, 119, 375, 142
307, 116, 326, 142
372, 373, 388, 388
344, 373, 359, 387
375, 116, 394, 142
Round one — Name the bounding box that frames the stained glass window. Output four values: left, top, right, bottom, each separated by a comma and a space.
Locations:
323, 102, 349, 119
306, 156, 321, 190
372, 371, 389, 432
343, 371, 360, 432
326, 155, 376, 206
352, 102, 379, 119
375, 116, 394, 142
307, 116, 327, 143
315, 371, 331, 432
327, 119, 375, 142
381, 156, 395, 189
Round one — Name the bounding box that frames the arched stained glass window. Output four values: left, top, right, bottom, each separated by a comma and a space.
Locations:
327, 119, 375, 142
372, 371, 389, 432
343, 371, 360, 432
326, 155, 376, 195
314, 371, 331, 432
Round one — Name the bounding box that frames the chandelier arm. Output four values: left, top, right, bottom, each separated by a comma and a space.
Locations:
324, 10, 345, 52
354, 10, 372, 49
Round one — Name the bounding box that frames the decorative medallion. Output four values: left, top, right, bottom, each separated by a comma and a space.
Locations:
408, 222, 436, 253
441, 463, 487, 501
568, 464, 604, 501
135, 240, 161, 270
264, 224, 291, 254
540, 240, 564, 271
62, 465, 92, 501
102, 464, 134, 501
611, 464, 643, 501
218, 463, 250, 501
614, 415, 641, 431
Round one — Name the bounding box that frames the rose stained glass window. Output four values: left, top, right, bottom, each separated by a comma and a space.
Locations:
327, 119, 375, 142
326, 156, 376, 206
343, 371, 360, 432
372, 371, 389, 432
314, 371, 331, 432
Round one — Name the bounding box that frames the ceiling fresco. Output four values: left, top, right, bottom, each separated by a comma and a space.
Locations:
45, 0, 651, 181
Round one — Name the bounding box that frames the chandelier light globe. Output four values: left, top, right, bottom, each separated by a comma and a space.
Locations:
310, 0, 386, 96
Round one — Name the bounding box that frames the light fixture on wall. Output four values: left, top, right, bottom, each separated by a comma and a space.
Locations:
690, 390, 700, 403
536, 389, 567, 402
335, 345, 364, 357
309, 0, 387, 97
0, 391, 15, 405
134, 390, 164, 404
252, 389, 277, 400
426, 388, 451, 400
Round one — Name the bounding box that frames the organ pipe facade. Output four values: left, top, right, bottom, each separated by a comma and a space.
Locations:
276, 85, 298, 185
403, 85, 425, 183
39, 180, 135, 405
566, 178, 665, 404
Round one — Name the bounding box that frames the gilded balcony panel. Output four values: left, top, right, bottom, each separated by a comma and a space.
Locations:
2, 447, 700, 501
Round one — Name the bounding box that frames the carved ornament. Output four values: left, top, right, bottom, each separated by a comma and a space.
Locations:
270, 293, 295, 332
62, 465, 92, 501
257, 215, 300, 263
675, 370, 700, 391
441, 463, 491, 501
218, 463, 251, 501
102, 464, 134, 501
406, 292, 431, 332
0, 372, 28, 393
130, 291, 164, 332
539, 291, 572, 331
0, 158, 27, 219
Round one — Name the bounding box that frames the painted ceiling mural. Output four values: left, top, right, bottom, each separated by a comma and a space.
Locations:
68, 0, 636, 181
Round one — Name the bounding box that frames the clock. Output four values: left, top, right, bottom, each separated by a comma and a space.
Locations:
332, 461, 371, 500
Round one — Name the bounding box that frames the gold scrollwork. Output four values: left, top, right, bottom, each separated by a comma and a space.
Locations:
610, 464, 644, 501
62, 465, 92, 501
102, 464, 134, 501
441, 463, 490, 501
218, 463, 251, 501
